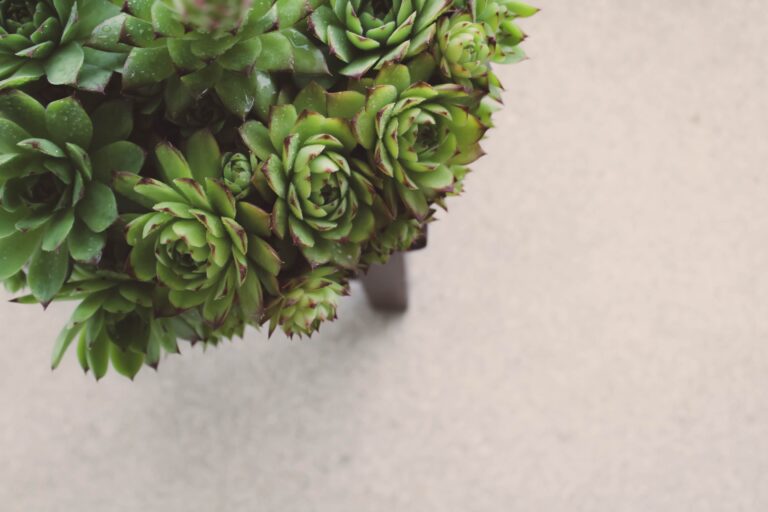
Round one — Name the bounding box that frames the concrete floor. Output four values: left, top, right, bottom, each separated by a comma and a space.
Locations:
3, 1, 768, 510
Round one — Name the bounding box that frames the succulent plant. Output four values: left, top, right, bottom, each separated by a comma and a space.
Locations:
222, 151, 257, 199
361, 215, 423, 265
0, 0, 536, 379
0, 0, 125, 91
170, 0, 253, 34
472, 0, 538, 64
310, 0, 451, 77
92, 0, 328, 118
0, 91, 144, 302
241, 104, 378, 268
351, 64, 485, 219
265, 266, 349, 337
435, 13, 491, 88
116, 130, 281, 327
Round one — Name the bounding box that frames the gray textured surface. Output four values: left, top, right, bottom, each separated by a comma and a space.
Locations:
3, 1, 768, 510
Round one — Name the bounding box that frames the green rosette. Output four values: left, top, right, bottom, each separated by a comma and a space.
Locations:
472, 0, 537, 64
0, 0, 125, 91
435, 13, 492, 88
352, 64, 486, 219
92, 0, 329, 119
116, 130, 282, 328
240, 104, 378, 268
0, 91, 144, 303
265, 266, 349, 337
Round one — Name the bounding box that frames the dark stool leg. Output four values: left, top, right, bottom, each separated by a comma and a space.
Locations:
360, 252, 408, 312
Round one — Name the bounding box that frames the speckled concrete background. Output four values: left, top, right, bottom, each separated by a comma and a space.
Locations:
3, 1, 768, 510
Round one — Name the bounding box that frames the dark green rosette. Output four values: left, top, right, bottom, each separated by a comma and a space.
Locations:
116, 129, 282, 328
240, 103, 378, 268
0, 0, 125, 91
92, 0, 329, 119
0, 91, 144, 303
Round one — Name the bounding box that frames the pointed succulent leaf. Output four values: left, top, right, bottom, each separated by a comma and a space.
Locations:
122, 47, 175, 89
0, 229, 42, 280
269, 105, 298, 151
236, 202, 271, 237
247, 235, 281, 275
213, 72, 256, 119
134, 177, 186, 204
28, 244, 70, 304
68, 221, 106, 263
76, 182, 118, 233
51, 325, 79, 370
86, 332, 109, 380
156, 143, 193, 182
294, 82, 328, 116
109, 344, 144, 380
185, 130, 221, 182
42, 209, 75, 251
205, 179, 237, 218
91, 142, 145, 182
0, 90, 46, 136
44, 43, 85, 86
17, 137, 64, 157
46, 97, 93, 149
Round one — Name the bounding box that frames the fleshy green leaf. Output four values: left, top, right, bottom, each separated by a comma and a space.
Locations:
109, 343, 144, 380
46, 97, 93, 149
28, 245, 70, 303
236, 202, 271, 237
155, 143, 193, 181
91, 141, 145, 182
185, 130, 220, 182
247, 235, 281, 275
0, 228, 41, 280
68, 221, 106, 263
41, 209, 75, 251
239, 120, 274, 159
122, 46, 175, 89
86, 332, 109, 380
76, 182, 118, 233
0, 90, 46, 136
269, 104, 298, 150
51, 325, 79, 370
44, 43, 85, 86
205, 178, 236, 218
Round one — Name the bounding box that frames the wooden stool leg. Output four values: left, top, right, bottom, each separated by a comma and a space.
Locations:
360, 252, 408, 312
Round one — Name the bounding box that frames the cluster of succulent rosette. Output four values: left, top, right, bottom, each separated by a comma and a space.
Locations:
0, 0, 536, 379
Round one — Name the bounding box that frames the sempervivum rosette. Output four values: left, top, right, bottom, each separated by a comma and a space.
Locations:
473, 0, 538, 63
435, 13, 491, 88
241, 104, 378, 268
0, 0, 536, 379
116, 130, 281, 328
352, 64, 485, 219
310, 0, 451, 77
265, 266, 349, 337
0, 91, 144, 303
92, 0, 329, 119
0, 0, 124, 90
